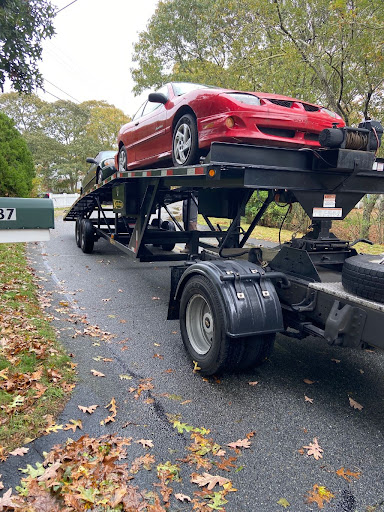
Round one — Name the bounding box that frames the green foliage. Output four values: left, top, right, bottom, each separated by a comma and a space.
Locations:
132, 0, 384, 124
0, 111, 35, 196
245, 191, 310, 233
0, 0, 55, 93
0, 93, 130, 193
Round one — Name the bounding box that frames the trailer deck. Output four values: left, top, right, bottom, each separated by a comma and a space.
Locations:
64, 141, 384, 374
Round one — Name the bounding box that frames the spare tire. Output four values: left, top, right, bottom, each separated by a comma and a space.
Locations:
342, 254, 384, 303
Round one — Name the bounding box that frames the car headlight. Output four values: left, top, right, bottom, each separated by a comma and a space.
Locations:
102, 158, 115, 167
320, 107, 342, 119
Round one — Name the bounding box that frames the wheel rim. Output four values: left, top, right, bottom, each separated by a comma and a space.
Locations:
186, 294, 214, 355
173, 123, 192, 165
118, 149, 127, 171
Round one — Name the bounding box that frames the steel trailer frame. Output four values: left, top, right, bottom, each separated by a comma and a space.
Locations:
64, 142, 384, 371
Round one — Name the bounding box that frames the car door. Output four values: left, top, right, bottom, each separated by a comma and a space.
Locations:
134, 85, 169, 164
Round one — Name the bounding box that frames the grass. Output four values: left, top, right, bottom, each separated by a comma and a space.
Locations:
197, 215, 384, 255
0, 243, 75, 455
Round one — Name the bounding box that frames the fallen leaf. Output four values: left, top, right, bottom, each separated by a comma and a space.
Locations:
78, 405, 98, 414
305, 484, 334, 508
45, 424, 63, 434
193, 361, 201, 373
191, 472, 230, 491
331, 358, 341, 363
336, 467, 361, 482
152, 296, 160, 300
304, 395, 314, 403
136, 439, 154, 448
277, 497, 290, 508
349, 397, 363, 411
175, 493, 192, 502
64, 419, 83, 432
303, 379, 315, 384
91, 369, 105, 377
0, 488, 21, 509
119, 374, 133, 380
248, 381, 259, 386
100, 398, 118, 425
9, 447, 29, 457
227, 439, 251, 449
302, 438, 323, 460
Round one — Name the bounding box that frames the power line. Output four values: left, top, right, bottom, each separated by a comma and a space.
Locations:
44, 89, 64, 101
44, 78, 81, 103
56, 0, 80, 14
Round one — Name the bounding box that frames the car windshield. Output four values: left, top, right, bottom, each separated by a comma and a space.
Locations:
172, 82, 219, 96
99, 151, 116, 160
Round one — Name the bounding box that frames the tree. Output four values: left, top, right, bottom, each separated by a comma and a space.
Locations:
0, 0, 56, 93
0, 93, 130, 193
0, 111, 35, 196
82, 100, 130, 153
0, 91, 45, 131
131, 0, 384, 124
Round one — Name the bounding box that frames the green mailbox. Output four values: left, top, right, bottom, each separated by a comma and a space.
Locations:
0, 197, 54, 243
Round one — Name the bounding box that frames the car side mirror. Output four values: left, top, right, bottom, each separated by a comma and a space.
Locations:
148, 92, 167, 104
86, 157, 97, 164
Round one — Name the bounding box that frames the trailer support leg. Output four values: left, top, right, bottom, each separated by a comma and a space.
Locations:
128, 181, 160, 257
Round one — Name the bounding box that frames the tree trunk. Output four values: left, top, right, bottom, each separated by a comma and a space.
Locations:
360, 194, 378, 240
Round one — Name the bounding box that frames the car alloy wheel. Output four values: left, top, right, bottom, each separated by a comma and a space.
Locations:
118, 146, 127, 172
174, 123, 192, 165
172, 114, 199, 166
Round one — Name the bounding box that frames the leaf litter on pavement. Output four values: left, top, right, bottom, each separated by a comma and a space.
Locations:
0, 421, 253, 511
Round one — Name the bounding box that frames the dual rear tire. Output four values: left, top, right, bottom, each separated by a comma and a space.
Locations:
180, 275, 275, 376
75, 218, 95, 254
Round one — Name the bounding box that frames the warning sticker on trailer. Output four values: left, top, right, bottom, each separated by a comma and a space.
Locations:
323, 194, 336, 208
313, 207, 342, 218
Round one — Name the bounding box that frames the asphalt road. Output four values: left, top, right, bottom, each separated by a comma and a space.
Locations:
1, 216, 384, 511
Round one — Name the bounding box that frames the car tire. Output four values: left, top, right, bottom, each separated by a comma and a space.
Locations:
151, 218, 162, 247
180, 275, 244, 375
118, 146, 128, 172
75, 217, 82, 248
172, 114, 199, 166
342, 254, 384, 303
161, 220, 176, 251
236, 334, 275, 371
96, 168, 103, 185
80, 219, 95, 254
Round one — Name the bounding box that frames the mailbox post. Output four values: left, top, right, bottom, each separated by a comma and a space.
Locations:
0, 197, 54, 243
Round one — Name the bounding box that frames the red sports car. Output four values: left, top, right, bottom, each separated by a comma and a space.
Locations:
116, 82, 345, 170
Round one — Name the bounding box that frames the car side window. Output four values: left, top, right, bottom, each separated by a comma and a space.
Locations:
141, 85, 169, 117
132, 102, 146, 121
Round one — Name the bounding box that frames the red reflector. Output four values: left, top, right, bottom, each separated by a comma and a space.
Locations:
167, 169, 173, 175
195, 167, 204, 175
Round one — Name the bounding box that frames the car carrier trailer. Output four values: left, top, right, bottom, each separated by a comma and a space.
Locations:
64, 132, 384, 375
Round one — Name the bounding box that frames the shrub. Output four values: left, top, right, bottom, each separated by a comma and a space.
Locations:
0, 112, 35, 197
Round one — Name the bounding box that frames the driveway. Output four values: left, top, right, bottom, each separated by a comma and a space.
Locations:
1, 215, 383, 511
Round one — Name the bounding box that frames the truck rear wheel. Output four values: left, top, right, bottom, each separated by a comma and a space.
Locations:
342, 254, 384, 303
161, 220, 176, 251
75, 217, 82, 248
180, 275, 244, 375
236, 333, 275, 371
80, 219, 95, 254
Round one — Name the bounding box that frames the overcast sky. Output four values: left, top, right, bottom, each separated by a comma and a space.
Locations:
38, 0, 160, 116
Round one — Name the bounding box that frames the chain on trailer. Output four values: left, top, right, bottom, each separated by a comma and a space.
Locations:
64, 121, 384, 375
